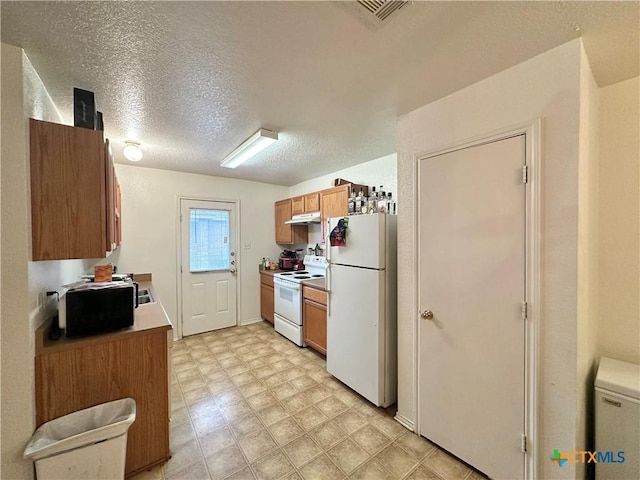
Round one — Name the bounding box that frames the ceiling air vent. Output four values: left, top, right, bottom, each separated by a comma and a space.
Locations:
357, 0, 408, 21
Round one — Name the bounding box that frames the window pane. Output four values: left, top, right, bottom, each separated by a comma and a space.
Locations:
190, 209, 230, 272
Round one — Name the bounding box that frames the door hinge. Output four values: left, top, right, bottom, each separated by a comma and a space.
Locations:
521, 301, 528, 320
522, 165, 529, 184
521, 434, 527, 453
180, 265, 183, 273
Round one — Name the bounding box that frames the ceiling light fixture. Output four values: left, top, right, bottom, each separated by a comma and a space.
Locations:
220, 128, 278, 169
123, 141, 143, 162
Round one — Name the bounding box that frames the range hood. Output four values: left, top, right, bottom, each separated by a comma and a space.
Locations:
285, 212, 321, 224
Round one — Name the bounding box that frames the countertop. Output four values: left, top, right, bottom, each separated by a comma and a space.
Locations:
36, 279, 172, 355
259, 268, 285, 276
259, 266, 326, 290
302, 278, 326, 291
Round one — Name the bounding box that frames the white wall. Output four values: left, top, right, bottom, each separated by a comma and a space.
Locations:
1, 42, 33, 480
288, 153, 397, 199
396, 39, 587, 479
1, 44, 97, 480
598, 76, 640, 364
288, 153, 397, 245
23, 53, 99, 328
113, 164, 288, 334
575, 42, 600, 479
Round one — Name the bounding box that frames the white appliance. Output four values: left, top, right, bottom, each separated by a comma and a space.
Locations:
326, 213, 397, 407
273, 255, 326, 346
595, 357, 640, 480
284, 212, 321, 224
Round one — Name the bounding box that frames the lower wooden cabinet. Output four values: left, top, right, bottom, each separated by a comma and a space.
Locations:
260, 273, 274, 324
303, 286, 327, 354
35, 327, 170, 476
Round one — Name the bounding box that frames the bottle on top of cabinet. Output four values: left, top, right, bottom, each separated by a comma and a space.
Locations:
354, 189, 366, 215
348, 190, 356, 216
377, 190, 387, 213
366, 186, 377, 214
387, 192, 396, 214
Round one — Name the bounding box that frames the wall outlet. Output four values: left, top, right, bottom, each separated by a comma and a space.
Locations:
243, 242, 251, 250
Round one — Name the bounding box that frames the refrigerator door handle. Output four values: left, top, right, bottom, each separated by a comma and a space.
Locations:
326, 264, 331, 316
325, 218, 332, 263
325, 217, 331, 317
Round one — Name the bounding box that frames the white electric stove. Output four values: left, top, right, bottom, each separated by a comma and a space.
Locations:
273, 255, 326, 346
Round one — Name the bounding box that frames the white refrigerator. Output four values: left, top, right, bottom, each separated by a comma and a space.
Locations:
326, 213, 397, 408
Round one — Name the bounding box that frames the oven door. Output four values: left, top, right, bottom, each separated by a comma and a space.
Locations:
274, 280, 302, 325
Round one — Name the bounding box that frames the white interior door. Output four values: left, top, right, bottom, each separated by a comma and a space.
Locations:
418, 135, 526, 479
180, 199, 237, 336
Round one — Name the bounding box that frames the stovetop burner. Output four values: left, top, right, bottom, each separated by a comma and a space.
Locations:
274, 256, 325, 284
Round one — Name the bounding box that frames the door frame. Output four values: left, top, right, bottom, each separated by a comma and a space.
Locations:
413, 119, 542, 480
175, 196, 241, 340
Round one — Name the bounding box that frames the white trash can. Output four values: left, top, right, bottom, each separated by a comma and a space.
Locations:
595, 358, 640, 480
24, 398, 136, 480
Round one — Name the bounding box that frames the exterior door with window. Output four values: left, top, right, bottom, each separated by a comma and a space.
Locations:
180, 199, 237, 336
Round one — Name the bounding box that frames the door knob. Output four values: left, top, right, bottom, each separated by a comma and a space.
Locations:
420, 310, 434, 320
230, 268, 237, 274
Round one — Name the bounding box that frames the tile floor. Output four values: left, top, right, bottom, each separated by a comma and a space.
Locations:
130, 322, 484, 480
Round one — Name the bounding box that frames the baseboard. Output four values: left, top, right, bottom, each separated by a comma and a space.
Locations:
394, 412, 415, 432
240, 317, 264, 326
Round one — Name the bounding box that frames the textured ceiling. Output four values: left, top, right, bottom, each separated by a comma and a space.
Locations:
2, 1, 638, 186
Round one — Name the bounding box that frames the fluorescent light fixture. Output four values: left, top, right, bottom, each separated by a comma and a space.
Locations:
220, 128, 278, 168
123, 141, 143, 162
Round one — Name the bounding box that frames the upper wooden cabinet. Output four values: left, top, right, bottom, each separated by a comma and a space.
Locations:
305, 192, 320, 213
275, 198, 307, 245
277, 183, 367, 244
292, 192, 320, 215
320, 185, 350, 238
291, 196, 305, 216
320, 185, 349, 220
115, 178, 122, 247
319, 184, 367, 238
105, 139, 117, 252
29, 119, 120, 260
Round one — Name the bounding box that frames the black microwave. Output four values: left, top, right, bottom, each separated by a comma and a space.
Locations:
59, 282, 138, 338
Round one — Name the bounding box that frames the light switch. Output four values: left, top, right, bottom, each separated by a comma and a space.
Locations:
243, 242, 251, 250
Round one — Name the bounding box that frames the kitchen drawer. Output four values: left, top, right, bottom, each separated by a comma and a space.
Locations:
260, 273, 274, 287
303, 286, 326, 306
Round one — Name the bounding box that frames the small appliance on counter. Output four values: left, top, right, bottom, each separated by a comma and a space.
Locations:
279, 250, 298, 270
58, 279, 138, 338
81, 273, 133, 282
